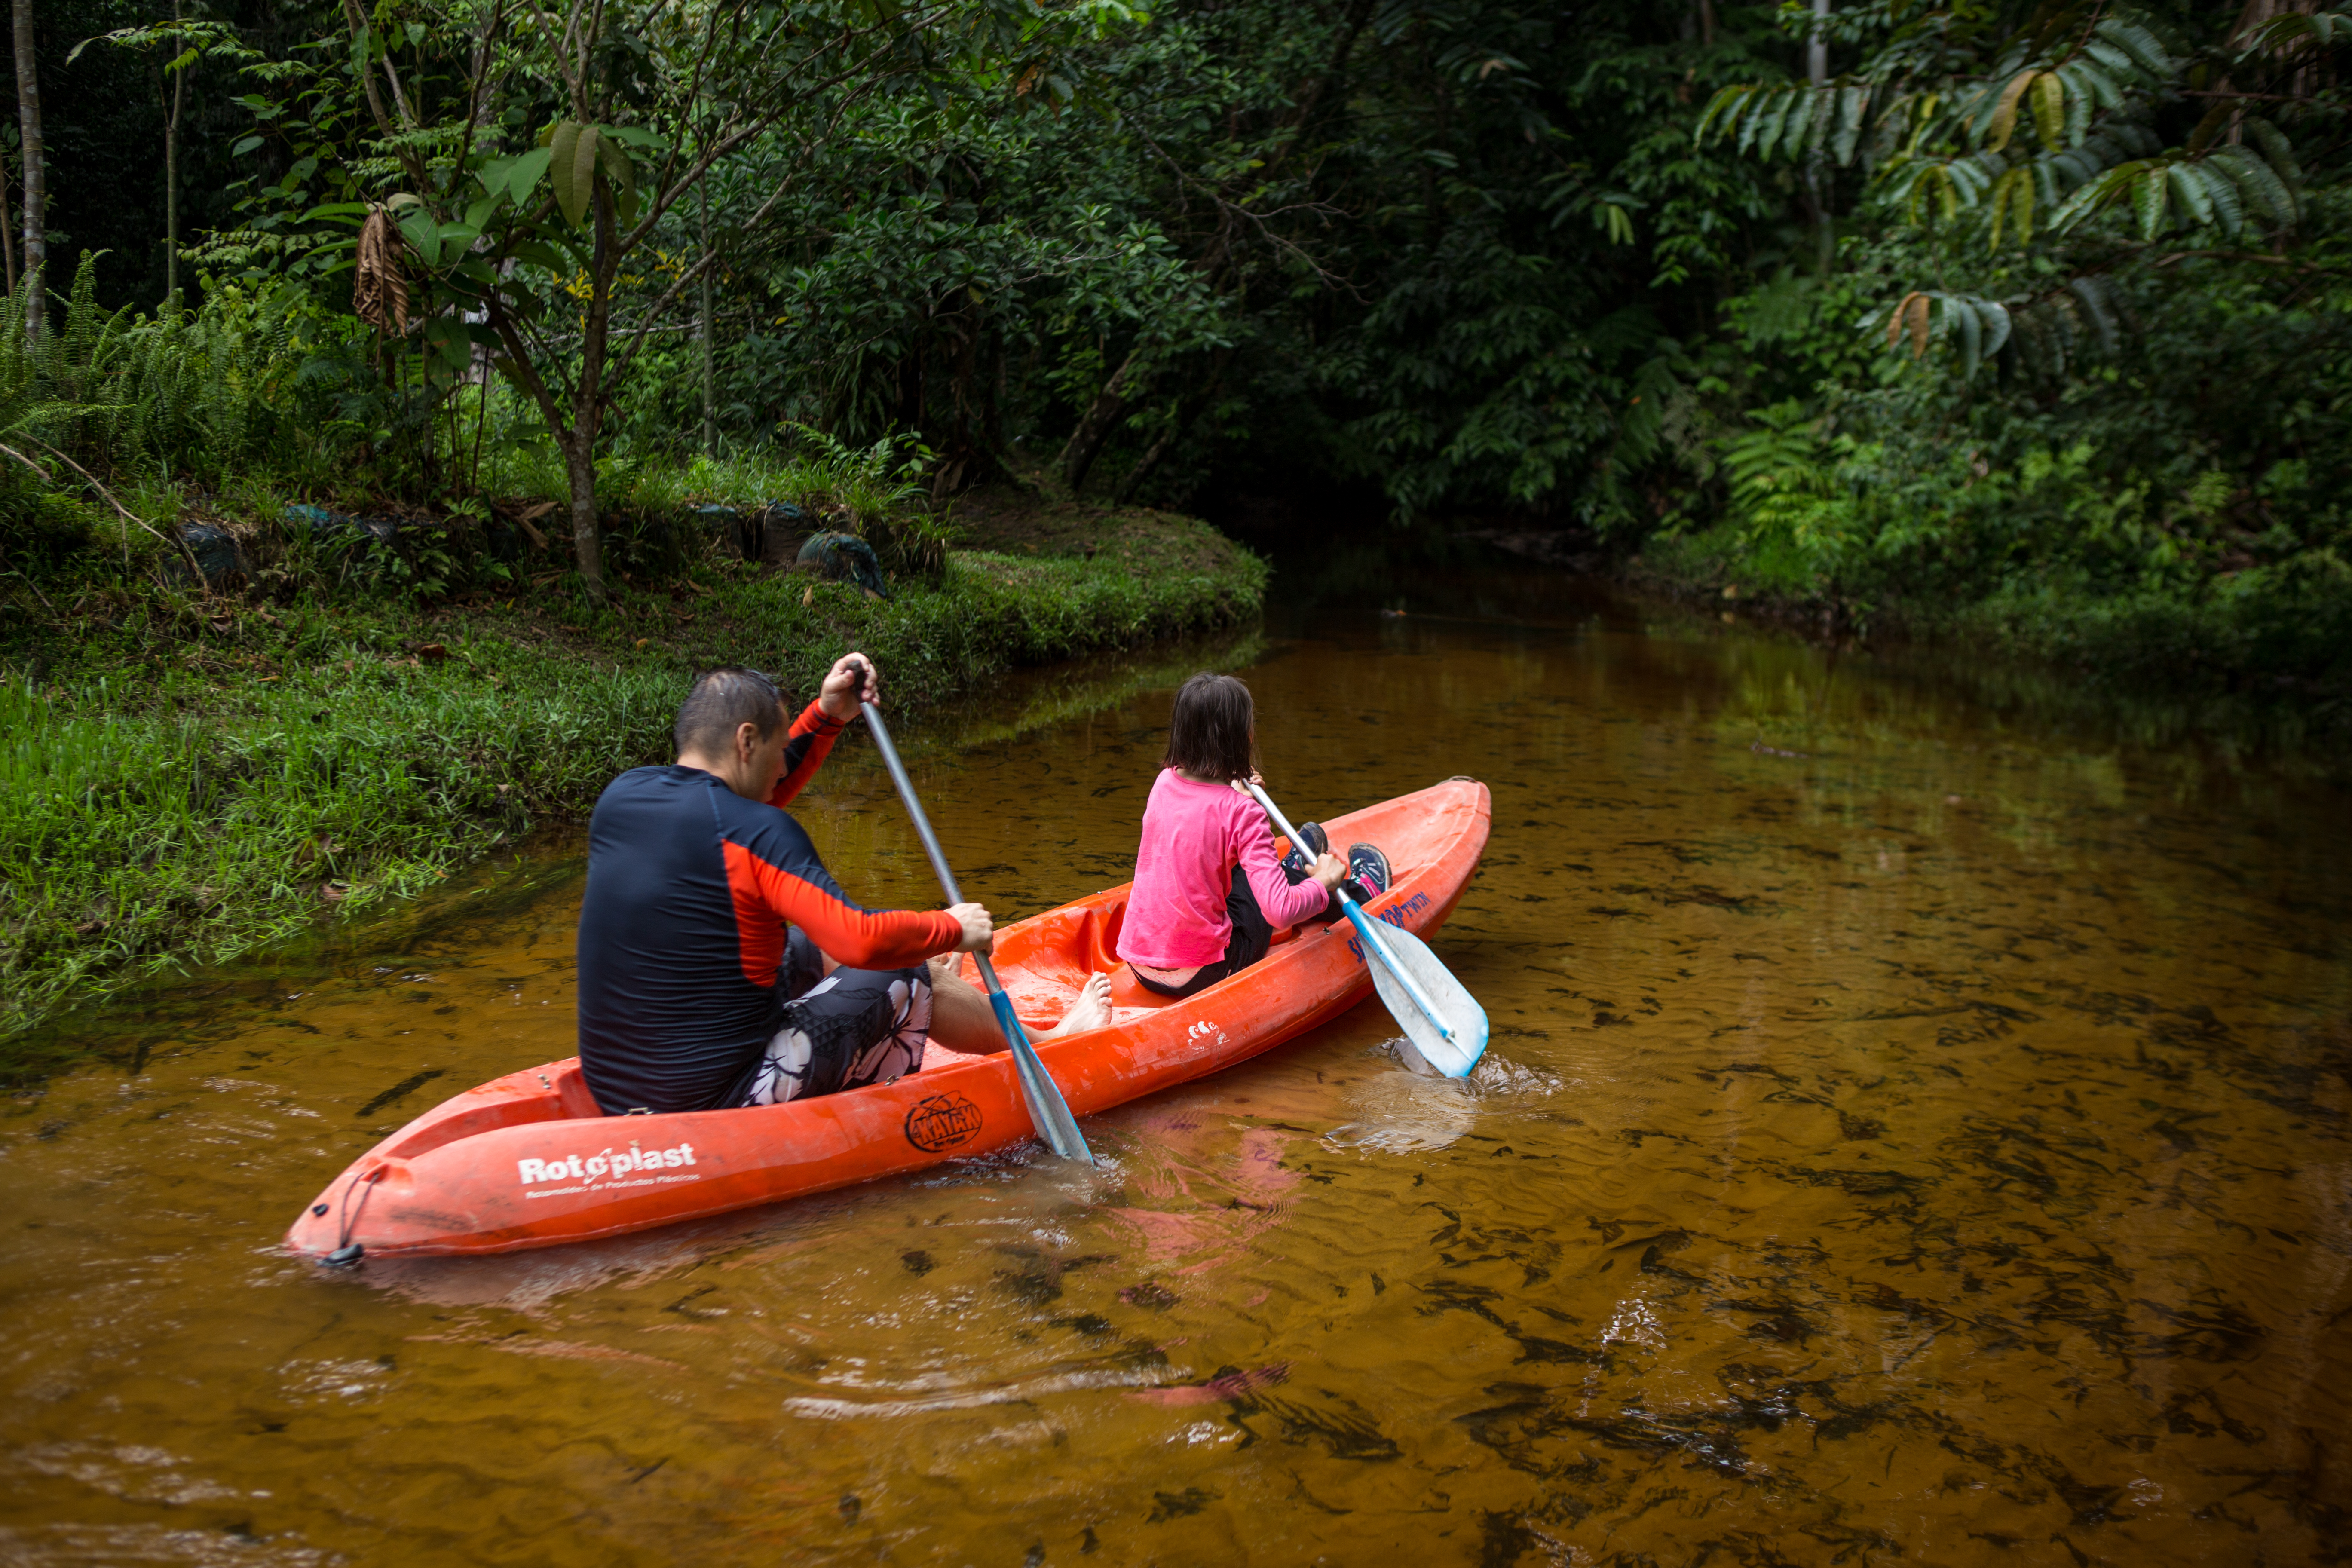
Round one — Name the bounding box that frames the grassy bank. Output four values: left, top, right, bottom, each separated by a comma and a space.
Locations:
1611, 524, 2352, 780
1632, 523, 2352, 712
3, 500, 1265, 1041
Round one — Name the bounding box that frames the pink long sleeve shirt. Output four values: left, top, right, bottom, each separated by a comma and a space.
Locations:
1116, 769, 1331, 969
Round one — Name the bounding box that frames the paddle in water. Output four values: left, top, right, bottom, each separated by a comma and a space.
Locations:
1246, 781, 1490, 1079
846, 658, 1096, 1164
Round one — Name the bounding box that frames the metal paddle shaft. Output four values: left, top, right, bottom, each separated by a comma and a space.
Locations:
848, 665, 1094, 1164
1246, 781, 1490, 1080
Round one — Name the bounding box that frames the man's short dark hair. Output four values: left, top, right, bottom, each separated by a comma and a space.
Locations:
675, 666, 785, 756
1162, 671, 1257, 782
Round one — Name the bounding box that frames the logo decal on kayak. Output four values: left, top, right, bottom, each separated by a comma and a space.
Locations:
1344, 891, 1433, 962
515, 1142, 702, 1199
1186, 1019, 1229, 1052
905, 1093, 983, 1153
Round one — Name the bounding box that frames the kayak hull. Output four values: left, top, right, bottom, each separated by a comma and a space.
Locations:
285, 778, 1490, 1259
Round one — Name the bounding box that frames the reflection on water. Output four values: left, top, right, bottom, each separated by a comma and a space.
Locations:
4, 572, 2349, 1566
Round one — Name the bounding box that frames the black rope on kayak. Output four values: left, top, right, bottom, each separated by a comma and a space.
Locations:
324, 1166, 384, 1266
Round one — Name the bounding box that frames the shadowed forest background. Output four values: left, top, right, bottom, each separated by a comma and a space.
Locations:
9, 0, 2350, 673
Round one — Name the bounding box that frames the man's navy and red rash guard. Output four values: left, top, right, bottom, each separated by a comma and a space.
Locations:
575, 700, 961, 1115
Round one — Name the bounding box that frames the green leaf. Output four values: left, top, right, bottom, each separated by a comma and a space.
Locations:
593, 133, 639, 229
1947, 156, 1991, 205
2245, 117, 2303, 192
1771, 89, 1812, 160
1975, 298, 2012, 359
2168, 163, 2213, 228
1833, 86, 1869, 165
2029, 73, 2064, 153
547, 121, 594, 228
2068, 277, 2117, 355
511, 239, 573, 273
2080, 62, 2123, 112
1987, 71, 2033, 152
505, 147, 552, 208
396, 207, 441, 267
1695, 87, 1751, 145
2097, 19, 2172, 78
1988, 167, 2034, 250
2216, 145, 2296, 225
1806, 86, 1835, 156
2082, 40, 2134, 74
232, 135, 264, 157
2195, 163, 2243, 237
2132, 168, 2168, 239
1957, 294, 1982, 377
1743, 90, 1787, 158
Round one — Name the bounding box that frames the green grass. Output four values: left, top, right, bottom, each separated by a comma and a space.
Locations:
0, 516, 1268, 1044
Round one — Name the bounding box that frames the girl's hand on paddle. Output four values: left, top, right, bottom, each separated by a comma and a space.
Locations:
1228, 770, 1266, 796
1309, 852, 1348, 891
948, 901, 995, 953
821, 655, 880, 723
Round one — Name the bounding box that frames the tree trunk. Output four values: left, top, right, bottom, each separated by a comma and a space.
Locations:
1056, 345, 1150, 495
165, 0, 183, 305
565, 178, 621, 605
1807, 0, 1833, 273
698, 178, 715, 457
1115, 350, 1229, 504
13, 0, 44, 340
0, 159, 16, 294
561, 429, 600, 597
1113, 413, 1181, 506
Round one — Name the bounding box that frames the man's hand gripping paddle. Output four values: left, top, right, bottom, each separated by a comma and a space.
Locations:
1246, 782, 1490, 1079
847, 660, 1095, 1164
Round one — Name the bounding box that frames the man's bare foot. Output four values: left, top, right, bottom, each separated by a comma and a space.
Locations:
1045, 971, 1114, 1038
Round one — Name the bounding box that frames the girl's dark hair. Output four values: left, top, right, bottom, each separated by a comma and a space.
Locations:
1163, 672, 1257, 782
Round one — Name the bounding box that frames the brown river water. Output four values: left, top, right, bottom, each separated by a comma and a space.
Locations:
4, 569, 2349, 1567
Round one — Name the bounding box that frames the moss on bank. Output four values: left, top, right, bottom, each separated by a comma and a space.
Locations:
2, 507, 1265, 1041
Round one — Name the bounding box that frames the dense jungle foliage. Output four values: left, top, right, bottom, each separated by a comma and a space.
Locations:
5, 0, 2351, 688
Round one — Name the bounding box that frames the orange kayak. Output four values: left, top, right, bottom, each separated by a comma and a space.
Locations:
285, 778, 1491, 1260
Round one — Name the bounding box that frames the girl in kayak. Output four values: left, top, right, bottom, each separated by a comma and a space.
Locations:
1118, 672, 1390, 999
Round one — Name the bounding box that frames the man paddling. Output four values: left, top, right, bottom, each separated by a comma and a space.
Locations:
575, 657, 1108, 1117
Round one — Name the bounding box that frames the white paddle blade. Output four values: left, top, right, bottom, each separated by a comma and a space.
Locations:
1361, 922, 1488, 1079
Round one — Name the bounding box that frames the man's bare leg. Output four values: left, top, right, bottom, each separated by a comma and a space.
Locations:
925, 956, 1114, 1053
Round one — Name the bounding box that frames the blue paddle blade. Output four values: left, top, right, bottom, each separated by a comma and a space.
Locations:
1342, 906, 1489, 1078
990, 989, 1096, 1164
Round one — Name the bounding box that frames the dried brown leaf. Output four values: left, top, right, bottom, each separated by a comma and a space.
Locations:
354, 208, 411, 335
